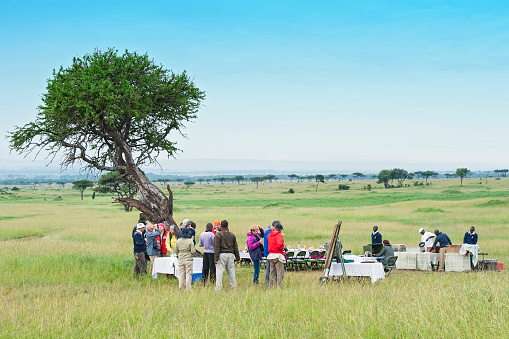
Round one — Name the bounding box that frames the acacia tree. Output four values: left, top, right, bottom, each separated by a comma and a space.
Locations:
8, 48, 205, 225
94, 171, 138, 211
315, 174, 324, 192
456, 168, 471, 186
72, 179, 94, 200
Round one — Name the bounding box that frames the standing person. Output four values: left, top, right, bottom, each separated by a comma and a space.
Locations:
371, 225, 382, 244
214, 220, 240, 291
463, 226, 478, 244
190, 221, 197, 244
264, 220, 279, 286
166, 225, 178, 254
199, 223, 216, 284
212, 220, 221, 235
246, 225, 264, 285
175, 228, 196, 291
419, 228, 435, 252
429, 229, 452, 271
145, 223, 160, 277
133, 223, 147, 277
157, 223, 169, 257
267, 224, 286, 288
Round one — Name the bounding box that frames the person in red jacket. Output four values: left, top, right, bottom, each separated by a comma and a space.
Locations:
267, 224, 286, 287
157, 223, 169, 257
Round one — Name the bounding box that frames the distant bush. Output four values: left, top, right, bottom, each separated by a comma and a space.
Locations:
11, 187, 20, 191
414, 207, 446, 213
338, 184, 350, 190
476, 200, 507, 207
413, 181, 424, 186
495, 178, 501, 180
288, 188, 295, 194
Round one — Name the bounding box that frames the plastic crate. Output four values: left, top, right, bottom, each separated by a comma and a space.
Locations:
191, 273, 202, 284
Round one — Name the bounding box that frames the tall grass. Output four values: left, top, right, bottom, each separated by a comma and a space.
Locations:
1, 178, 508, 337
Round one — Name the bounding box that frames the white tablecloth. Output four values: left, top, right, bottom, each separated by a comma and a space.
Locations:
152, 257, 203, 279
328, 262, 385, 284
240, 253, 251, 260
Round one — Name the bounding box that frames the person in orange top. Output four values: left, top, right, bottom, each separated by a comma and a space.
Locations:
212, 220, 220, 235
267, 224, 286, 287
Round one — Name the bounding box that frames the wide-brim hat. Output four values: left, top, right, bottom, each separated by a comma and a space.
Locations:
181, 228, 192, 238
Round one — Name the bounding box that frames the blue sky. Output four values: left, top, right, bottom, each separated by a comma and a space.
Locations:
1, 1, 509, 171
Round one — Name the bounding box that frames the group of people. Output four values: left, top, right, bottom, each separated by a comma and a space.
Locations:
369, 225, 479, 271
132, 214, 288, 291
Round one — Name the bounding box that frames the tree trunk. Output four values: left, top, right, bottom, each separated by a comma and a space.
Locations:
115, 166, 177, 227
81, 190, 84, 200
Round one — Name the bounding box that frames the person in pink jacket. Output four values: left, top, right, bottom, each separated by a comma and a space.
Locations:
246, 225, 264, 284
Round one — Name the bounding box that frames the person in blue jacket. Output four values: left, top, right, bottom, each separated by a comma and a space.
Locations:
133, 223, 147, 277
463, 226, 478, 245
371, 225, 382, 244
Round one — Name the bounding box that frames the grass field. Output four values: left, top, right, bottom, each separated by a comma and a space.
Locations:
1, 177, 508, 338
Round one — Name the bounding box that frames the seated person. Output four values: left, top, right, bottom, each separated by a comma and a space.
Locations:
375, 240, 394, 266
463, 226, 478, 245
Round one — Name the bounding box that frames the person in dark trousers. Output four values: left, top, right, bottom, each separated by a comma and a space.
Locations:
199, 223, 216, 284
133, 223, 147, 277
246, 225, 264, 284
264, 220, 279, 286
463, 226, 478, 245
371, 225, 382, 244
429, 229, 452, 271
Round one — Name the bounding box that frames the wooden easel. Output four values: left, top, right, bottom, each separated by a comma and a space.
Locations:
320, 220, 346, 283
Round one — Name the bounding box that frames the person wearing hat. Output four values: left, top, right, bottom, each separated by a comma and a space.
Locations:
212, 220, 221, 235
267, 224, 286, 288
133, 223, 147, 277
175, 228, 196, 290
419, 228, 435, 252
264, 220, 279, 287
214, 220, 240, 291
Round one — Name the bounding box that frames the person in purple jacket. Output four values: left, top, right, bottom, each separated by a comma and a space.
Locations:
247, 225, 264, 284
199, 223, 216, 284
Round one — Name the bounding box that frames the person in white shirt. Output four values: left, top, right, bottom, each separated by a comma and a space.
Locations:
419, 228, 435, 251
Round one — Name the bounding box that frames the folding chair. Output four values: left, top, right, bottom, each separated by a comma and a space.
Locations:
284, 251, 296, 271
384, 256, 398, 275
295, 251, 309, 270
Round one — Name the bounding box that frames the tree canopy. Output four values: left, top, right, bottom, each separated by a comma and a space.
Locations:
72, 180, 94, 200
8, 48, 205, 224
456, 168, 471, 186
94, 171, 138, 211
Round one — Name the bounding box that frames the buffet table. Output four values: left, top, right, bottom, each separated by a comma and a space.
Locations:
329, 261, 385, 284
152, 257, 203, 279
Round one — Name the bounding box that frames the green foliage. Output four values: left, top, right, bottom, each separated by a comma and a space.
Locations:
338, 184, 350, 190
184, 181, 195, 190
94, 171, 138, 199
72, 180, 94, 200
413, 181, 424, 186
8, 48, 205, 173
413, 207, 446, 213
11, 187, 20, 191
475, 199, 509, 207
441, 189, 462, 194
456, 168, 471, 186
288, 188, 295, 194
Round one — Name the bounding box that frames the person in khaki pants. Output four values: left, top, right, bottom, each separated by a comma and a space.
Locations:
429, 229, 452, 271
175, 228, 196, 290
267, 224, 286, 287
214, 220, 240, 291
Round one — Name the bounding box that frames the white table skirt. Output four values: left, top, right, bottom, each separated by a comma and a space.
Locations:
328, 262, 385, 284
152, 257, 203, 279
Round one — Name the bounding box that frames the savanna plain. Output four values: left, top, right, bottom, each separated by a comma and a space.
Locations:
1, 177, 508, 338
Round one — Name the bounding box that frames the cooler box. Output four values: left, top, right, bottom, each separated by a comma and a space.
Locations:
498, 262, 504, 271
191, 273, 202, 284
445, 253, 471, 272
